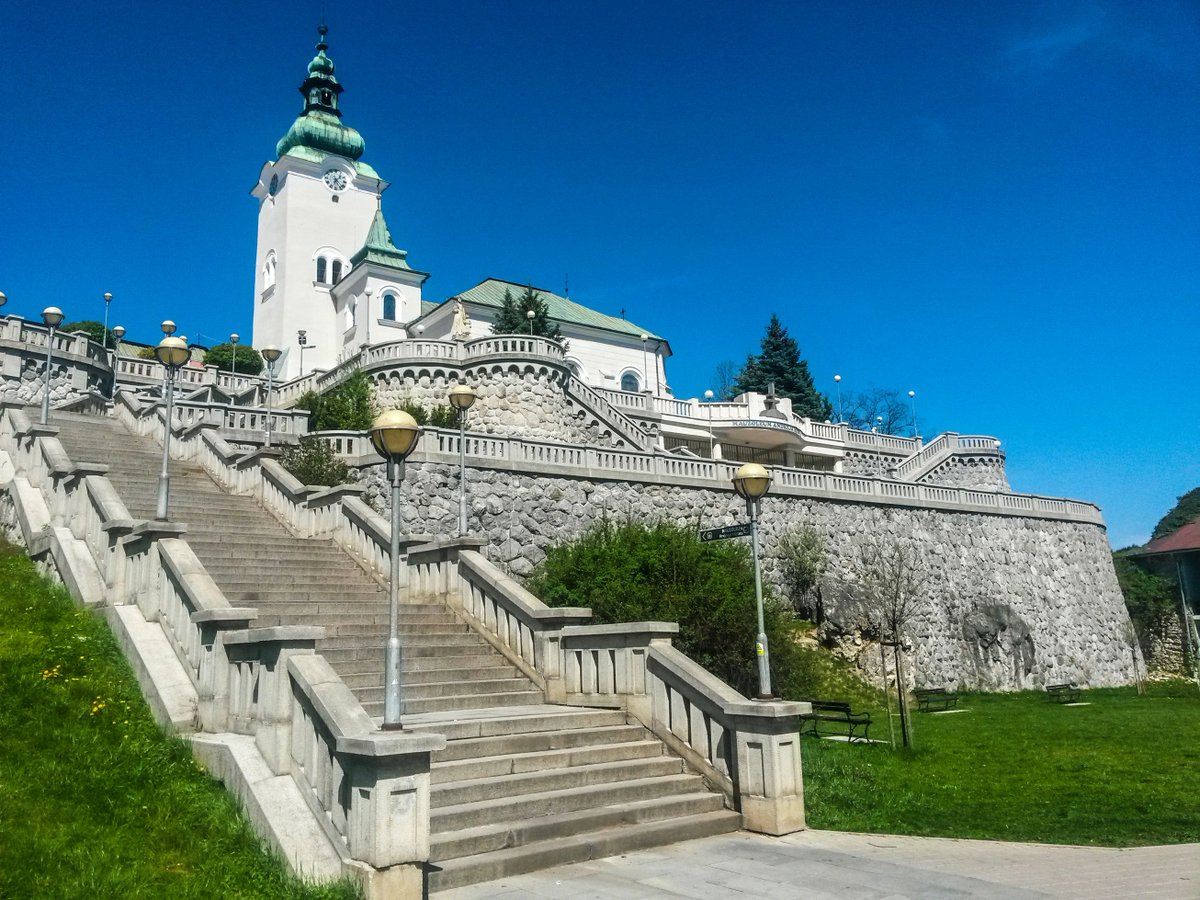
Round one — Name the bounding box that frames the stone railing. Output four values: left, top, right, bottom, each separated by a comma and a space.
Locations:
0, 403, 445, 892
0, 318, 113, 406
115, 354, 266, 396
563, 376, 652, 449
410, 541, 807, 835
311, 425, 1101, 526
0, 317, 109, 363
845, 428, 919, 453
115, 390, 309, 448
892, 432, 1003, 481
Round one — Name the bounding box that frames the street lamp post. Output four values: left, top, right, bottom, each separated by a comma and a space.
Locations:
40, 307, 64, 425
369, 409, 423, 729
448, 382, 477, 535
0, 291, 7, 316
154, 336, 190, 520
908, 390, 918, 439
261, 346, 282, 447
732, 462, 774, 700
364, 288, 373, 347
102, 292, 113, 355
834, 374, 843, 424
297, 330, 309, 377
704, 389, 715, 458
229, 333, 239, 386
526, 307, 535, 336
110, 325, 125, 400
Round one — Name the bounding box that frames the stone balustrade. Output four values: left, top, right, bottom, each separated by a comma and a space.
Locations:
0, 401, 443, 891
310, 424, 1100, 526
892, 432, 1003, 481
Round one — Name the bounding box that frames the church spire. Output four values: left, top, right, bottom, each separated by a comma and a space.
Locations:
275, 24, 365, 160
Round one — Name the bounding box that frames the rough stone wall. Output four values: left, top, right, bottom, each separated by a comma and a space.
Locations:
368, 367, 611, 446
1142, 610, 1189, 677
0, 360, 99, 407
921, 455, 1010, 492
841, 449, 905, 477
354, 460, 1136, 690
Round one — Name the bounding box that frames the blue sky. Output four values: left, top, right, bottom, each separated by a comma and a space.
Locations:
5, 1, 1197, 548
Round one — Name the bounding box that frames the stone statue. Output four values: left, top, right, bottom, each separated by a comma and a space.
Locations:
452, 297, 472, 341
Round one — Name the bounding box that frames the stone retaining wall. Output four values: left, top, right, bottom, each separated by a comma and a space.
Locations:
920, 455, 1011, 492
353, 460, 1135, 690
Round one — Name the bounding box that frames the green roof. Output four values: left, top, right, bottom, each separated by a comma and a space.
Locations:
454, 279, 661, 341
350, 208, 410, 269
281, 145, 380, 180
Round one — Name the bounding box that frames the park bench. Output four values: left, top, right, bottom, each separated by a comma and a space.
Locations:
914, 687, 958, 712
799, 699, 872, 743
1046, 683, 1081, 703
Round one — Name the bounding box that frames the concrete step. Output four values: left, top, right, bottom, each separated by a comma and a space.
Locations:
344, 675, 532, 698
314, 627, 489, 642
404, 707, 627, 742
363, 691, 547, 717
251, 614, 465, 630
338, 667, 520, 689
428, 809, 741, 891
431, 757, 685, 809
316, 635, 492, 653
319, 649, 513, 672
244, 603, 444, 619
432, 739, 665, 785
433, 724, 649, 763
429, 772, 704, 833
430, 791, 731, 862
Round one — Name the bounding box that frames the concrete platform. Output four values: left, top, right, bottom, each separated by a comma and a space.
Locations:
439, 829, 1200, 898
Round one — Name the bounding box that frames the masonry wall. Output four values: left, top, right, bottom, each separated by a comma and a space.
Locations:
354, 460, 1136, 691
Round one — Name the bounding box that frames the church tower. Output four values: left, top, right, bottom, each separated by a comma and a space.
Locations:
251, 26, 417, 380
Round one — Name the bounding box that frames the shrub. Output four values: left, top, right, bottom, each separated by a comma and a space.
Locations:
526, 520, 808, 698
280, 436, 349, 487
393, 400, 458, 429
294, 371, 375, 431
1113, 551, 1179, 640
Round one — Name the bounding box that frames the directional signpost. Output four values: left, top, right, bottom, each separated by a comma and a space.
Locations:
700, 522, 752, 542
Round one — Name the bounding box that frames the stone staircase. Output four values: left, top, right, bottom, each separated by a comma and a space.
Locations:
50, 410, 740, 891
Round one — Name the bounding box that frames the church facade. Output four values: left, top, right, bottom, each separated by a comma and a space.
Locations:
251, 27, 665, 393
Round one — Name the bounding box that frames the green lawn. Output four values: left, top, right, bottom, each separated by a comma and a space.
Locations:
802, 683, 1200, 846
0, 539, 360, 899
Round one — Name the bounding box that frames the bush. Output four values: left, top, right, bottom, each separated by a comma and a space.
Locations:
1113, 551, 1178, 639
280, 437, 349, 487
294, 371, 375, 431
526, 520, 809, 698
204, 343, 264, 375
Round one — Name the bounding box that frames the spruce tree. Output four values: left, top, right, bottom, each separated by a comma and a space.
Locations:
732, 314, 832, 420
490, 285, 564, 343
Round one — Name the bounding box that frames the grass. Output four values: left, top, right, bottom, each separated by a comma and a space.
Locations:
0, 538, 361, 899
802, 682, 1200, 847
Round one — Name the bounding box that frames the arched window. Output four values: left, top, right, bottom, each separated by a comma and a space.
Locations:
331, 260, 343, 284
316, 257, 327, 283
382, 293, 397, 321
621, 371, 640, 392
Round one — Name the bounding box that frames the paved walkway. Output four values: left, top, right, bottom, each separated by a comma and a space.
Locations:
440, 830, 1199, 899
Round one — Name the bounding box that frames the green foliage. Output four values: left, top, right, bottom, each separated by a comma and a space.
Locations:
1113, 551, 1178, 637
136, 346, 156, 359
204, 343, 265, 376
490, 285, 565, 344
804, 683, 1200, 846
0, 539, 361, 899
732, 314, 832, 420
280, 437, 350, 487
1152, 486, 1200, 540
294, 370, 375, 431
386, 400, 459, 429
62, 320, 110, 347
527, 520, 808, 698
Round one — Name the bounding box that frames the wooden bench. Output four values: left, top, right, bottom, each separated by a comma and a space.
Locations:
914, 688, 958, 712
1046, 683, 1081, 703
799, 699, 872, 743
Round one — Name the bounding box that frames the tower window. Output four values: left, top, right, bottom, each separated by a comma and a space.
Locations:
621, 372, 641, 392
382, 293, 397, 321
316, 257, 328, 283
331, 260, 343, 283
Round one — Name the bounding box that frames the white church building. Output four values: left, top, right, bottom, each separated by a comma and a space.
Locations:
251, 26, 667, 394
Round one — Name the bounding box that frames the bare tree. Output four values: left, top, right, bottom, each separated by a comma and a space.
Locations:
778, 525, 827, 621
711, 360, 740, 401
842, 531, 932, 747
843, 386, 913, 435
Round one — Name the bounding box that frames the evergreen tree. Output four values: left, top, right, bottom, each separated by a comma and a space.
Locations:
1151, 487, 1200, 540
732, 315, 832, 420
490, 285, 564, 343
204, 343, 264, 376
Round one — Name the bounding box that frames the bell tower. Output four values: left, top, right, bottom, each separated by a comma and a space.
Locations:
250, 25, 389, 381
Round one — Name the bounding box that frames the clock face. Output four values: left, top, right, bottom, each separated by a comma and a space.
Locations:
323, 170, 349, 192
